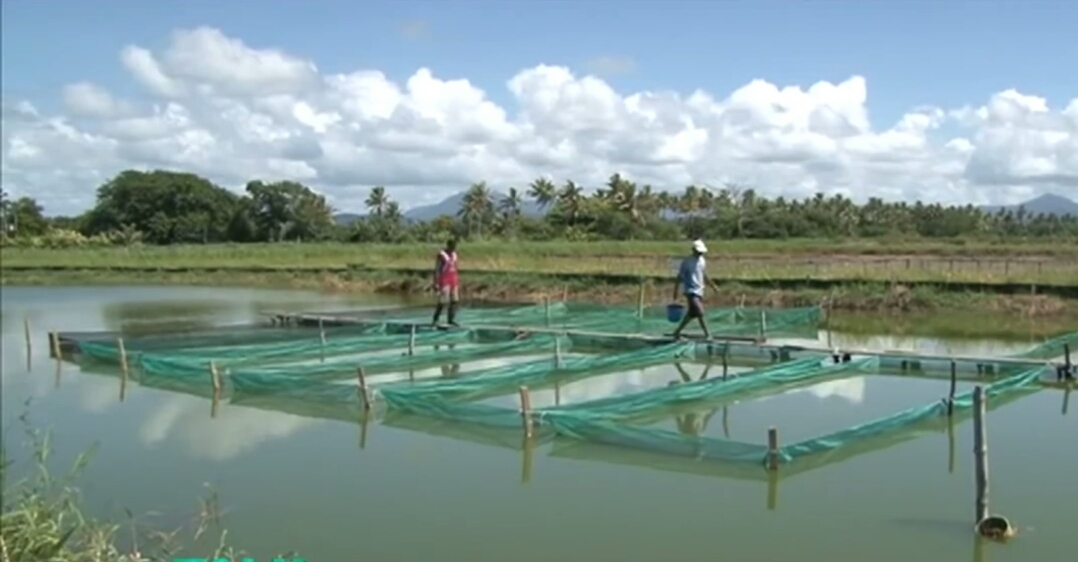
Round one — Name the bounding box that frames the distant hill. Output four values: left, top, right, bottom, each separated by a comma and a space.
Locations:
336, 191, 1077, 224
334, 212, 364, 226
402, 191, 545, 221
981, 193, 1078, 216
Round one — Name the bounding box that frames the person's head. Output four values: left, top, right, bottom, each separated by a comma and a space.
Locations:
691, 239, 708, 257
446, 238, 457, 252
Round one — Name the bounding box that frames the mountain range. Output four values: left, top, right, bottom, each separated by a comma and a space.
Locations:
334, 191, 1078, 225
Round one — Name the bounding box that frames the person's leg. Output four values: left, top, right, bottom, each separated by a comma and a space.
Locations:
671, 295, 696, 338
692, 296, 711, 339
447, 286, 460, 325
432, 287, 448, 325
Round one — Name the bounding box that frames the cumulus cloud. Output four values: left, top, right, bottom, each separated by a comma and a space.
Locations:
2, 26, 1077, 216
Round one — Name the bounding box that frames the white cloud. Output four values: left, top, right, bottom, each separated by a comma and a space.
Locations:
3, 26, 1077, 216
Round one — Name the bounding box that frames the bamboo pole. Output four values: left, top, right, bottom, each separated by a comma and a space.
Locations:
972, 386, 989, 525
759, 310, 768, 340
357, 367, 371, 411
518, 386, 533, 438
722, 406, 729, 438
1062, 384, 1071, 416
408, 324, 416, 356
543, 296, 551, 327
766, 427, 779, 470
210, 392, 220, 418
554, 337, 562, 368
561, 285, 569, 303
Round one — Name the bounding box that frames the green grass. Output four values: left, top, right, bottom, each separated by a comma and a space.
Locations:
3, 241, 1077, 285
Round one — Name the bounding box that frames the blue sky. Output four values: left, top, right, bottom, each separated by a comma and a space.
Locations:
4, 0, 1076, 124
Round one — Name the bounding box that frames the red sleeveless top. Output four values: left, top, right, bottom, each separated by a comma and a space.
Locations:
437, 250, 459, 288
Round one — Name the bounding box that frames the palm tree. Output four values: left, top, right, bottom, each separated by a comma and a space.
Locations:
527, 178, 557, 212
556, 180, 584, 225
365, 186, 389, 217
458, 182, 495, 238
499, 187, 523, 218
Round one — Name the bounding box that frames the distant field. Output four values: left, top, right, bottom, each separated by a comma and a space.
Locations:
3, 240, 1077, 285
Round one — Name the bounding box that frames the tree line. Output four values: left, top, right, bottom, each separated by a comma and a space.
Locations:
1, 169, 1075, 247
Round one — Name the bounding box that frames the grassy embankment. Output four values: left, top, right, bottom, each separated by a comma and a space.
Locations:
3, 239, 1077, 315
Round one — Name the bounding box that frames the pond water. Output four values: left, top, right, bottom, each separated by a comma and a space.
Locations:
1, 286, 1074, 562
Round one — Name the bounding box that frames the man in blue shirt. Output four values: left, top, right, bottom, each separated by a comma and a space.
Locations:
671, 239, 712, 339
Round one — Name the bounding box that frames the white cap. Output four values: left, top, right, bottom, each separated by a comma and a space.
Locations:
692, 239, 708, 254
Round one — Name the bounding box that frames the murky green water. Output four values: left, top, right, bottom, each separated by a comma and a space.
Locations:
1, 286, 1073, 562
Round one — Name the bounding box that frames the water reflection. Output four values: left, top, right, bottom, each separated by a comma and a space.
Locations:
3, 286, 1074, 562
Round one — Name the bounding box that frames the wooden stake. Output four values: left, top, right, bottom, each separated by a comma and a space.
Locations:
637, 280, 646, 319
766, 469, 778, 511
554, 381, 561, 407
722, 406, 729, 438
518, 386, 533, 438
824, 295, 833, 349
408, 324, 416, 356
319, 318, 327, 363
521, 435, 535, 484
359, 409, 370, 449
759, 310, 768, 340
24, 317, 31, 371
561, 285, 569, 303
766, 427, 779, 470
117, 338, 129, 379
210, 393, 220, 419
947, 360, 957, 416
209, 362, 222, 395
357, 367, 371, 411
722, 344, 729, 379
50, 330, 61, 362
544, 296, 551, 327
1062, 384, 1071, 416
972, 386, 989, 525
947, 413, 955, 474
554, 337, 562, 368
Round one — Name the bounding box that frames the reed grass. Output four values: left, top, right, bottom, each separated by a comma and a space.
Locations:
0, 408, 273, 562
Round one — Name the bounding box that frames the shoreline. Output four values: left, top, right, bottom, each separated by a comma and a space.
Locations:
4, 266, 1077, 331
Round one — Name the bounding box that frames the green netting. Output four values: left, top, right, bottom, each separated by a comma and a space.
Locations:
375, 342, 697, 427
227, 332, 571, 393
1011, 331, 1078, 360
544, 366, 1044, 467
541, 356, 875, 422
81, 322, 391, 355
134, 328, 480, 377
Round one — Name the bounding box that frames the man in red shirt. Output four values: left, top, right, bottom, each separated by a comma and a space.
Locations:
432, 239, 460, 326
